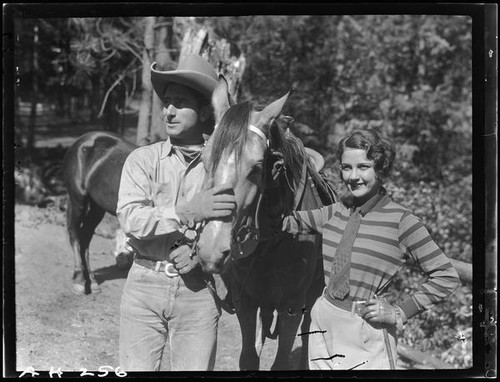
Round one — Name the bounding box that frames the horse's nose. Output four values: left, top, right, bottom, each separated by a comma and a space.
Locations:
201, 250, 230, 274
202, 261, 223, 274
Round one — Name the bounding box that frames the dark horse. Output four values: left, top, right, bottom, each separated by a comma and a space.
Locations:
61, 131, 136, 294
196, 77, 336, 370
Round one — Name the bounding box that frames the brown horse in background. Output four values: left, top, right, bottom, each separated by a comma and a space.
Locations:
61, 131, 136, 294
196, 77, 337, 370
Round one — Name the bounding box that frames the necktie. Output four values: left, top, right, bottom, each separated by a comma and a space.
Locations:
326, 207, 362, 299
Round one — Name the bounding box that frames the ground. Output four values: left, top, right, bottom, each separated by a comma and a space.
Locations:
13, 201, 289, 374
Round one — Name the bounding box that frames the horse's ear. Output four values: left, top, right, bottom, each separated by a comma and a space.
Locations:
212, 75, 233, 127
253, 89, 292, 132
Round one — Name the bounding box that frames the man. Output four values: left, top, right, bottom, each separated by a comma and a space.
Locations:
116, 54, 235, 371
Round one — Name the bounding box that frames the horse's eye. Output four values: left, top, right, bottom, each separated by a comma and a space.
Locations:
251, 162, 263, 173
248, 162, 263, 180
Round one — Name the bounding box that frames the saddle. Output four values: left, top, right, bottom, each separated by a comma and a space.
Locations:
305, 147, 325, 172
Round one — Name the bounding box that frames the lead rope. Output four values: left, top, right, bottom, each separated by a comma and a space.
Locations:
187, 222, 235, 314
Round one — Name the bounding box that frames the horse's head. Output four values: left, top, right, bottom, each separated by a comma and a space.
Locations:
196, 76, 292, 273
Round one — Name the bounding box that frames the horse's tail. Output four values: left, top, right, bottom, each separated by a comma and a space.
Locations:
260, 307, 279, 340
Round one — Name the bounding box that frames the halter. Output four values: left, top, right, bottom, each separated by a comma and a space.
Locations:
232, 123, 310, 257
231, 124, 276, 255
248, 124, 269, 147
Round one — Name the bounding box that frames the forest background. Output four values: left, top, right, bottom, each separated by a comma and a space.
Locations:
12, 14, 475, 368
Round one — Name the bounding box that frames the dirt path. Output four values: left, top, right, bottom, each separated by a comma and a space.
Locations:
14, 204, 284, 373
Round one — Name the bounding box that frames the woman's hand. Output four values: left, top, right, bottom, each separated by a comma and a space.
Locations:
265, 150, 285, 189
360, 298, 397, 325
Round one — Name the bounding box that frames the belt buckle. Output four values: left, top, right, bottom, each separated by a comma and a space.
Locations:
164, 262, 179, 277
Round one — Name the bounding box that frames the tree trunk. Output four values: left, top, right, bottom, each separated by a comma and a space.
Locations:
179, 21, 246, 101
150, 17, 174, 143
179, 26, 209, 61
27, 22, 39, 155
136, 17, 174, 145
136, 17, 156, 146
89, 75, 101, 123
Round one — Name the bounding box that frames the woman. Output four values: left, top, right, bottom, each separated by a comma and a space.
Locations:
280, 129, 460, 370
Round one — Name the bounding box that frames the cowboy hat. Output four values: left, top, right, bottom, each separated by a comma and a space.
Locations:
151, 54, 218, 101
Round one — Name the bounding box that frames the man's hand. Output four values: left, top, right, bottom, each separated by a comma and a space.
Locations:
170, 245, 199, 274
176, 183, 236, 225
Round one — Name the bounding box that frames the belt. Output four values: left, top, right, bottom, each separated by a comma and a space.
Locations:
134, 257, 179, 277
324, 291, 373, 318
324, 291, 353, 312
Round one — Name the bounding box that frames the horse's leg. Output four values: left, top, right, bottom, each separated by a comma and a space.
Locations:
299, 307, 312, 370
271, 309, 303, 371
79, 199, 105, 293
236, 295, 260, 370
66, 195, 88, 294
299, 250, 325, 369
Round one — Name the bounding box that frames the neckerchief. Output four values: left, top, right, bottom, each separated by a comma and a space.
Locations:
172, 144, 204, 165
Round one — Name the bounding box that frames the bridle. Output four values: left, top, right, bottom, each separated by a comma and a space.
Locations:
231, 124, 310, 257
231, 124, 271, 256
191, 122, 324, 259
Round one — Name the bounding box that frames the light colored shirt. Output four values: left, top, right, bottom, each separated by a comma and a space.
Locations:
116, 138, 206, 261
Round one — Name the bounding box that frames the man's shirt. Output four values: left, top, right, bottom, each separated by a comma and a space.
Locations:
116, 139, 205, 261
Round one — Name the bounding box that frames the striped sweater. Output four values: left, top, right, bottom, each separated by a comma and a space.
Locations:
283, 191, 460, 319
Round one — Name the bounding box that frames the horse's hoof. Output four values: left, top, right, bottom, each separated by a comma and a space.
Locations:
90, 281, 101, 293
71, 283, 87, 295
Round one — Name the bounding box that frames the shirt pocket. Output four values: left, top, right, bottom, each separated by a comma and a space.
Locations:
150, 181, 175, 208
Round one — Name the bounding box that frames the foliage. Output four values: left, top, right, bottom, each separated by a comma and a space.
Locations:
385, 177, 473, 368
16, 17, 145, 131
208, 15, 472, 182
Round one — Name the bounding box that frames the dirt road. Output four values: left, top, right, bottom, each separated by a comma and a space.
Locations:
13, 203, 284, 373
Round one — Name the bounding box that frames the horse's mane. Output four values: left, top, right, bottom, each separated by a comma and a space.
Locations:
209, 102, 253, 176
268, 122, 334, 208
208, 101, 333, 208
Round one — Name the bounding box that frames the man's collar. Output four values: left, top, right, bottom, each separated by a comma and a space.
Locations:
160, 139, 174, 159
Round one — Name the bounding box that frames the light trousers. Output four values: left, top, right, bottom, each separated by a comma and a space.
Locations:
308, 294, 397, 370
119, 262, 220, 371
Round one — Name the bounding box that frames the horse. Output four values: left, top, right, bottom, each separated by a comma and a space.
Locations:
196, 77, 337, 370
61, 131, 136, 294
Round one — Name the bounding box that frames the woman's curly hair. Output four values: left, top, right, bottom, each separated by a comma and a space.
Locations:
336, 129, 396, 181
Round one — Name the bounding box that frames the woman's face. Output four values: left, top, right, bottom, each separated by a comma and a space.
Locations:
341, 148, 381, 203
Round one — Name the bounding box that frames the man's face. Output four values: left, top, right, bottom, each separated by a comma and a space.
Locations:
161, 83, 207, 144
